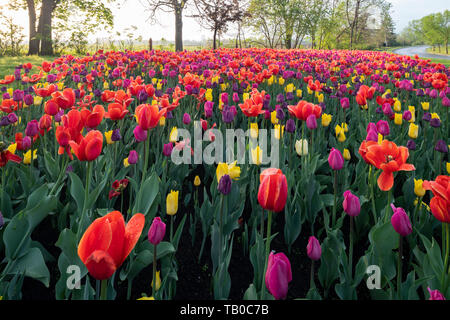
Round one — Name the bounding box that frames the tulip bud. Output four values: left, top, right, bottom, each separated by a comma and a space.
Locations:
306, 114, 317, 130
148, 217, 166, 246
376, 120, 390, 136
183, 113, 191, 125
25, 119, 39, 137
285, 119, 296, 133
163, 143, 173, 157
428, 287, 446, 300
166, 190, 179, 216
435, 140, 448, 153
128, 150, 138, 164
133, 125, 148, 142
408, 123, 419, 139
390, 204, 412, 237
218, 174, 232, 195
343, 190, 361, 216
22, 136, 31, 150
111, 129, 121, 142
7, 113, 18, 124
406, 139, 416, 151
343, 148, 351, 161
295, 139, 308, 156
340, 97, 350, 109
414, 179, 426, 197
328, 148, 344, 170
265, 251, 292, 300
306, 236, 321, 260
194, 175, 201, 187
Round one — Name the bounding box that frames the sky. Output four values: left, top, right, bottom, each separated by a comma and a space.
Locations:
0, 0, 449, 42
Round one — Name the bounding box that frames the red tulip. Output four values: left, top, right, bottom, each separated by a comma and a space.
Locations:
423, 176, 450, 224
257, 168, 288, 212
135, 104, 166, 131
78, 211, 145, 280
69, 130, 103, 161
105, 102, 129, 121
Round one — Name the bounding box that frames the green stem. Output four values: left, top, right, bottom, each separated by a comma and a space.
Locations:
349, 216, 354, 278
77, 161, 93, 240
152, 243, 157, 298
333, 170, 337, 227
310, 261, 315, 289
170, 215, 174, 243
100, 279, 108, 300
219, 194, 224, 267
49, 154, 68, 195
141, 130, 150, 185
397, 235, 403, 300
385, 188, 392, 223
261, 211, 273, 299
441, 223, 449, 292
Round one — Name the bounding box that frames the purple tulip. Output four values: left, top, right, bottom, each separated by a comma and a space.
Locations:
24, 94, 34, 106
111, 129, 121, 142
183, 113, 191, 125
22, 136, 32, 150
128, 150, 138, 164
25, 120, 39, 137
218, 174, 232, 195
390, 204, 412, 237
265, 251, 292, 300
285, 119, 296, 133
204, 101, 213, 118
328, 148, 344, 170
430, 118, 441, 128
406, 139, 416, 151
435, 140, 448, 153
307, 236, 321, 261
163, 143, 173, 157
343, 190, 361, 217
148, 217, 166, 246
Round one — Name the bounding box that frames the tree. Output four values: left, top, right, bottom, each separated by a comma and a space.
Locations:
345, 0, 382, 49
142, 0, 188, 51
191, 0, 246, 50
378, 1, 395, 47
9, 0, 114, 56
421, 11, 449, 54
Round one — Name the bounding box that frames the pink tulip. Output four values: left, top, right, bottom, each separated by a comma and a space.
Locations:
307, 236, 321, 261
328, 148, 344, 170
376, 120, 390, 136
428, 287, 446, 300
340, 97, 350, 109
148, 217, 166, 245
306, 114, 317, 130
265, 251, 292, 300
390, 204, 412, 237
133, 125, 148, 142
343, 190, 361, 217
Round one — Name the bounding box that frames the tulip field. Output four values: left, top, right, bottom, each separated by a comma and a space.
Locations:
0, 48, 448, 301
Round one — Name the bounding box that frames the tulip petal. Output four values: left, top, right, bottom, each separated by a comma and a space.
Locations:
78, 216, 112, 264
104, 211, 126, 267
121, 213, 146, 265
85, 250, 117, 280
378, 171, 394, 191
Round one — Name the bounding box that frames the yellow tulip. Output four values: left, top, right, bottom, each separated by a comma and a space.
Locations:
271, 111, 278, 125
414, 179, 426, 197
274, 124, 284, 140
166, 190, 179, 215
7, 143, 17, 154
408, 106, 415, 122
137, 296, 155, 300
431, 113, 440, 120
321, 113, 332, 127
408, 123, 419, 139
317, 93, 324, 103
194, 175, 201, 186
307, 87, 313, 95
285, 83, 294, 93
23, 150, 37, 165
250, 123, 258, 139
421, 102, 430, 111
205, 89, 213, 101
151, 271, 161, 291
123, 158, 130, 167
447, 162, 450, 174
251, 146, 263, 165
105, 130, 114, 145
169, 127, 178, 142
378, 133, 383, 145
159, 116, 166, 127
267, 76, 274, 86
57, 82, 64, 90
393, 99, 401, 112
296, 89, 302, 98
34, 96, 42, 105
7, 88, 13, 96
103, 82, 109, 89
243, 93, 249, 101
394, 113, 403, 125
216, 161, 241, 182
335, 124, 346, 142
343, 149, 351, 161
278, 77, 285, 86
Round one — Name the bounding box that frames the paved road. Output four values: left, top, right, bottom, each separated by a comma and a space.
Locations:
393, 45, 450, 60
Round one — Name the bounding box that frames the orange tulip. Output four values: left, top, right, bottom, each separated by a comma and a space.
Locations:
105, 102, 129, 121
69, 130, 103, 161
34, 84, 57, 97
287, 100, 322, 121
423, 176, 450, 224
101, 90, 116, 103
135, 104, 166, 131
364, 140, 415, 191
0, 75, 15, 85
239, 89, 266, 117
358, 140, 378, 164
78, 211, 145, 280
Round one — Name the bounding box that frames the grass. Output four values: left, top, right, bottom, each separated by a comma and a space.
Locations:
0, 55, 55, 78
426, 46, 449, 56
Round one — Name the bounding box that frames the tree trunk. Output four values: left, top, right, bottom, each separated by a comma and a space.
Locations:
38, 0, 54, 56
27, 0, 40, 55
175, 7, 183, 51
213, 28, 217, 50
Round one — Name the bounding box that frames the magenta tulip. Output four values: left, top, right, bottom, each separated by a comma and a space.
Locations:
343, 190, 361, 217
133, 125, 148, 142
265, 251, 292, 300
306, 114, 317, 130
390, 204, 412, 237
306, 236, 321, 261
376, 120, 390, 136
328, 148, 344, 170
428, 287, 446, 300
148, 217, 166, 245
